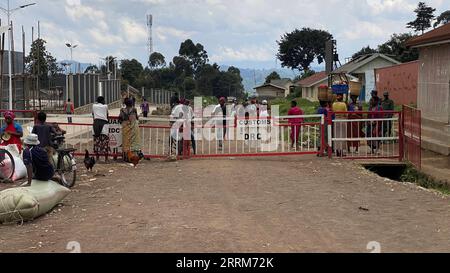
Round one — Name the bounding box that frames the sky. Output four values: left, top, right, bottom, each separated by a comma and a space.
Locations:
3, 0, 448, 70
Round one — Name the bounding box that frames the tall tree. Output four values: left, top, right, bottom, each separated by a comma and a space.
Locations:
120, 59, 144, 87
179, 39, 209, 74
351, 46, 378, 60
434, 10, 450, 28
25, 38, 60, 86
378, 33, 419, 63
277, 27, 333, 72
407, 2, 436, 34
265, 71, 281, 83
149, 52, 166, 69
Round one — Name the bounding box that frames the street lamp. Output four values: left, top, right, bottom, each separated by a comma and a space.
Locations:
0, 0, 36, 110
100, 56, 117, 80
66, 43, 78, 73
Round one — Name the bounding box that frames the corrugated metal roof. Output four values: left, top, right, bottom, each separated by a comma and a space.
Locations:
254, 78, 292, 90
406, 23, 450, 47
333, 53, 400, 74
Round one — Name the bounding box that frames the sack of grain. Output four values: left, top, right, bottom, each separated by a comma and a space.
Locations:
0, 180, 71, 224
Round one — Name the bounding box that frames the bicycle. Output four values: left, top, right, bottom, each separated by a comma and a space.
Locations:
49, 135, 77, 188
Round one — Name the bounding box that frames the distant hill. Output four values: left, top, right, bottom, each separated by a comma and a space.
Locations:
220, 65, 323, 92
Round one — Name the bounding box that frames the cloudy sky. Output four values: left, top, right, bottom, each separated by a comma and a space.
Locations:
5, 0, 448, 69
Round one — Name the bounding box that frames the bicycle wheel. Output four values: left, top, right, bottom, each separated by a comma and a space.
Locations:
58, 153, 77, 188
0, 149, 15, 181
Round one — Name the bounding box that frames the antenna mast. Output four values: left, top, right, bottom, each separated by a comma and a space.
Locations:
146, 14, 153, 59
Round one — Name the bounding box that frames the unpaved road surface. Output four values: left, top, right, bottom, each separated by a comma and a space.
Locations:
0, 156, 449, 253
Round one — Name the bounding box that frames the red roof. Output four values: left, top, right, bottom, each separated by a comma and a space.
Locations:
406, 23, 450, 47
296, 71, 327, 87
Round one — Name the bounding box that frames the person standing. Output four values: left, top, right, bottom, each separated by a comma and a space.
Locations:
0, 111, 23, 153
381, 91, 395, 138
22, 134, 55, 186
141, 98, 150, 118
368, 97, 383, 154
347, 95, 363, 154
170, 92, 180, 109
213, 97, 227, 150
369, 90, 380, 108
119, 98, 142, 162
332, 94, 348, 157
64, 99, 75, 124
92, 96, 110, 162
288, 100, 304, 150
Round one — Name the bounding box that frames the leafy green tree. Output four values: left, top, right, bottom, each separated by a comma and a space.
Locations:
179, 39, 209, 74
434, 10, 450, 28
149, 52, 166, 69
407, 2, 436, 34
351, 46, 378, 60
378, 33, 419, 63
277, 28, 333, 72
120, 59, 144, 87
265, 71, 281, 83
25, 38, 60, 86
293, 70, 316, 82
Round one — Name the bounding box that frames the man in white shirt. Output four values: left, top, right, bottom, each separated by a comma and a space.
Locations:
212, 97, 227, 150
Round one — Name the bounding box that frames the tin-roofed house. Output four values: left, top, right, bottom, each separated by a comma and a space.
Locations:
254, 78, 294, 99
332, 53, 401, 102
296, 71, 328, 101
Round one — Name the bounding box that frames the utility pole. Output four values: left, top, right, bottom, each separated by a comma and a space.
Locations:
0, 1, 36, 110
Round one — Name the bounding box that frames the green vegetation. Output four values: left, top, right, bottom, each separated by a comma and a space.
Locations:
400, 165, 450, 195
270, 97, 319, 116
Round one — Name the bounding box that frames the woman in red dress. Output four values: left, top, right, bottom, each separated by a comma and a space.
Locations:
0, 111, 24, 153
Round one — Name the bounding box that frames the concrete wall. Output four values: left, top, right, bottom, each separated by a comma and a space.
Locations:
418, 44, 450, 123
375, 61, 418, 106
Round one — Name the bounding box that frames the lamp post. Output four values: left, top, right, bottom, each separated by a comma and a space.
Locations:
65, 43, 78, 74
0, 1, 36, 110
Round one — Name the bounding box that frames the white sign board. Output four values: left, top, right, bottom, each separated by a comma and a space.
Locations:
108, 119, 122, 149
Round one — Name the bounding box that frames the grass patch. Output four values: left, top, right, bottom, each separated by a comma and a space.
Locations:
270, 97, 319, 116
400, 164, 450, 195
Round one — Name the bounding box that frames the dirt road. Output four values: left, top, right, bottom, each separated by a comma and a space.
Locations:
0, 156, 449, 253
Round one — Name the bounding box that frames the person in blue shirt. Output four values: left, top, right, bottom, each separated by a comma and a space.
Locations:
22, 134, 54, 186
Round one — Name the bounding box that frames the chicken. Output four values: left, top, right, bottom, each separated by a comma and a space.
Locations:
127, 151, 143, 168
84, 150, 96, 172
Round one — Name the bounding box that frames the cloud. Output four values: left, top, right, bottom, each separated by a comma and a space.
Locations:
211, 46, 274, 62
12, 0, 449, 68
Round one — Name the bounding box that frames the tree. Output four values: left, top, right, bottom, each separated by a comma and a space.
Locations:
434, 10, 450, 28
351, 46, 378, 60
149, 52, 166, 69
293, 70, 316, 82
378, 33, 419, 63
265, 71, 281, 83
120, 59, 144, 87
179, 39, 209, 74
277, 28, 333, 72
407, 2, 436, 34
25, 38, 60, 86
